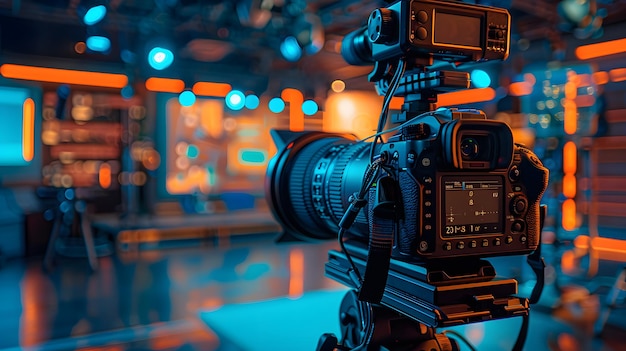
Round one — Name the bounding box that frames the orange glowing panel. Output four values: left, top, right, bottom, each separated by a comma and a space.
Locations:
575, 38, 626, 60
323, 91, 380, 139
145, 77, 185, 93
289, 248, 304, 298
609, 68, 626, 83
390, 96, 404, 110
99, 163, 112, 189
562, 199, 577, 231
22, 98, 35, 162
563, 174, 577, 198
0, 64, 128, 88
508, 82, 533, 96
192, 82, 232, 97
563, 100, 577, 135
563, 141, 577, 174
436, 88, 496, 107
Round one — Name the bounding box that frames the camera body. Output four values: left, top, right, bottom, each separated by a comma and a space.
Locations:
376, 109, 548, 261
368, 0, 510, 63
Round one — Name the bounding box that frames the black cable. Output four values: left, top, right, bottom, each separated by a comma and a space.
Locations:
369, 59, 407, 162
512, 312, 530, 351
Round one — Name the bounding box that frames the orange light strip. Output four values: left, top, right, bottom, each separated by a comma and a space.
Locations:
145, 77, 185, 93
192, 82, 232, 97
508, 82, 533, 97
437, 87, 496, 107
282, 88, 304, 132
288, 248, 304, 298
563, 101, 577, 135
609, 68, 626, 83
0, 64, 128, 88
22, 98, 35, 162
562, 199, 577, 231
563, 141, 577, 174
592, 71, 609, 85
99, 163, 112, 189
574, 235, 626, 261
563, 174, 577, 198
575, 38, 626, 60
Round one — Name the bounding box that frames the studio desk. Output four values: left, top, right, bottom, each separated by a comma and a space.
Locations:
91, 209, 281, 252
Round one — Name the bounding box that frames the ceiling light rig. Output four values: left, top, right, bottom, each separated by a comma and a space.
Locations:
558, 0, 607, 39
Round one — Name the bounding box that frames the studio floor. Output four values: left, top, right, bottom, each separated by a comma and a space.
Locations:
0, 233, 625, 351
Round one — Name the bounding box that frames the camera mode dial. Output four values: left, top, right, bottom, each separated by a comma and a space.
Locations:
368, 8, 396, 44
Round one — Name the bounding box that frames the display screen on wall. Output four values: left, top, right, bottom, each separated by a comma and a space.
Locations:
162, 96, 282, 197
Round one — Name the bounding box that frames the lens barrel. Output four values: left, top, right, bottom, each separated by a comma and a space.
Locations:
266, 132, 372, 241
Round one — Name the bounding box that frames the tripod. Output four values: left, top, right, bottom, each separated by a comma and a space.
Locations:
317, 290, 458, 351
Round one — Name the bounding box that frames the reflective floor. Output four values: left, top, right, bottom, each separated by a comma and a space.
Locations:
0, 233, 624, 351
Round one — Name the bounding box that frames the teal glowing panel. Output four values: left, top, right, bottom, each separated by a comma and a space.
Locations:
0, 87, 30, 166
239, 149, 267, 165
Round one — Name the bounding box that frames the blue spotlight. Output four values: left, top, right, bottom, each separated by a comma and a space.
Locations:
86, 36, 111, 52
302, 100, 319, 115
470, 69, 491, 88
148, 47, 174, 70
225, 90, 245, 110
280, 36, 302, 62
83, 5, 107, 25
245, 94, 260, 110
269, 98, 285, 113
121, 85, 134, 99
179, 91, 196, 107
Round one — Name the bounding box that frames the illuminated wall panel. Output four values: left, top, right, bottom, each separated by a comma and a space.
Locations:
0, 87, 33, 166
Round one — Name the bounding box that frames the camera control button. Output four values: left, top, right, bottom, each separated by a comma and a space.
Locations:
443, 242, 452, 251
506, 236, 514, 244
512, 220, 525, 232
457, 241, 465, 250
417, 10, 428, 24
494, 238, 501, 246
421, 157, 431, 167
509, 166, 520, 182
423, 176, 433, 184
416, 27, 428, 40
520, 235, 528, 243
470, 240, 477, 248
481, 239, 489, 247
511, 197, 527, 215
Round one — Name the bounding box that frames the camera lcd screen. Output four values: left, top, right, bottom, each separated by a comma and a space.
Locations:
442, 177, 503, 236
433, 12, 481, 48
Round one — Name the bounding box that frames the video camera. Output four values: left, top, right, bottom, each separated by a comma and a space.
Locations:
265, 1, 549, 350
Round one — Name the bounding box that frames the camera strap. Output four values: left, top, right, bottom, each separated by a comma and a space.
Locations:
358, 175, 396, 303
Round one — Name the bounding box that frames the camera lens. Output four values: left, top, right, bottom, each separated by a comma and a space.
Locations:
266, 132, 372, 240
460, 137, 479, 159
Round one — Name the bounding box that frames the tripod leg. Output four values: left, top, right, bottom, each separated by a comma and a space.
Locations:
594, 266, 626, 336
43, 212, 63, 271
80, 212, 99, 271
